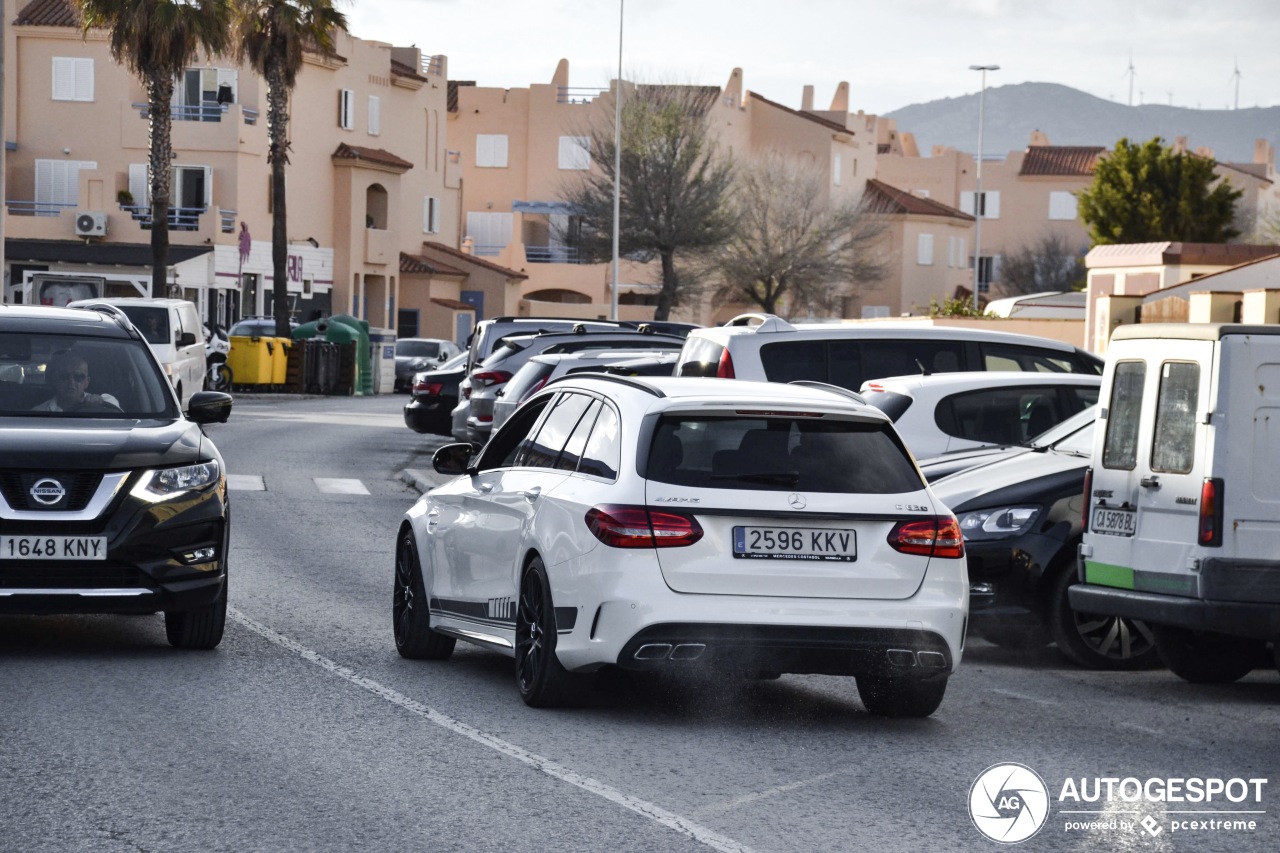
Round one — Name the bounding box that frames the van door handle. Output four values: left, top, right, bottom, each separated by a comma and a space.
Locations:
521, 487, 541, 502
1140, 476, 1160, 489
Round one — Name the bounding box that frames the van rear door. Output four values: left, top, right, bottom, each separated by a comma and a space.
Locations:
1086, 342, 1215, 596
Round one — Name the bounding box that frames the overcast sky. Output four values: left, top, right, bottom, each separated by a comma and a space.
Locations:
345, 0, 1276, 115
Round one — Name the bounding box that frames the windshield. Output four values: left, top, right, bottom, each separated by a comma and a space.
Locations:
0, 332, 178, 418
1029, 405, 1097, 448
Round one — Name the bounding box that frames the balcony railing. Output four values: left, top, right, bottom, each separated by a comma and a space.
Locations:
556, 87, 598, 105
470, 244, 503, 257
120, 203, 206, 231
4, 200, 75, 217
242, 108, 259, 126
132, 102, 230, 122
420, 54, 444, 76
220, 209, 237, 233
525, 245, 582, 264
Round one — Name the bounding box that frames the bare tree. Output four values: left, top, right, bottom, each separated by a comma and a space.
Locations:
709, 152, 886, 316
561, 84, 736, 320
997, 231, 1086, 298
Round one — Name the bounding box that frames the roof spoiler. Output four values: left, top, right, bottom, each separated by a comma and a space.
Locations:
723, 313, 796, 333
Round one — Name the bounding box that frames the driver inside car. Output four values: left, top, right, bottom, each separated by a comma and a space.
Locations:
33, 351, 119, 412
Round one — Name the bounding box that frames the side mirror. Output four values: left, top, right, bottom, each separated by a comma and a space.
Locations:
438, 352, 448, 362
187, 390, 232, 424
177, 331, 197, 347
432, 443, 475, 477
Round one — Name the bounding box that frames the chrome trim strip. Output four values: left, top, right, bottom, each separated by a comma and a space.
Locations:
434, 624, 514, 649
0, 588, 151, 597
0, 472, 131, 521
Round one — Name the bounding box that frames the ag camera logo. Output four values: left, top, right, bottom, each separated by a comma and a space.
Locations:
969, 763, 1050, 844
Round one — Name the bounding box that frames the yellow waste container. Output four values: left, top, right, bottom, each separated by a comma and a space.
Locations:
270, 337, 290, 385
227, 336, 275, 385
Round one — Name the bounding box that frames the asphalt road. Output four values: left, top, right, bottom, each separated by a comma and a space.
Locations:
2, 392, 1278, 853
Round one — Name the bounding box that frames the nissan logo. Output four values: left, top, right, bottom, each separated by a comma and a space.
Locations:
787, 493, 807, 510
30, 478, 67, 506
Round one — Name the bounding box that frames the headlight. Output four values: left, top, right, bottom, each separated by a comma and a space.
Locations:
956, 505, 1041, 541
136, 461, 221, 500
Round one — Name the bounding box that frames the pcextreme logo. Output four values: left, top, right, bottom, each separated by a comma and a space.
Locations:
969, 763, 1050, 844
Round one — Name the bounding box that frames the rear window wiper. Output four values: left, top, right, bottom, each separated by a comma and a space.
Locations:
711, 471, 800, 485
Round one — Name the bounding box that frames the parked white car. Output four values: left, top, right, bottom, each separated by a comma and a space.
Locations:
859, 371, 1101, 460
394, 375, 968, 717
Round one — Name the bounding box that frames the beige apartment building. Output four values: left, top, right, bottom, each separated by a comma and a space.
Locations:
1, 0, 511, 345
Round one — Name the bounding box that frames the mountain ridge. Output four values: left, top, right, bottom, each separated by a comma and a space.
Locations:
883, 82, 1278, 166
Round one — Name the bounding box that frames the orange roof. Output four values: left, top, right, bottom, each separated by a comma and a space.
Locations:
400, 252, 465, 276
430, 298, 476, 311
1019, 146, 1105, 176
331, 143, 413, 171
747, 91, 850, 135
421, 241, 528, 280
864, 179, 974, 221
15, 0, 78, 27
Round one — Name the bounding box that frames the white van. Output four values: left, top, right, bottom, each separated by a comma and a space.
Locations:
1071, 324, 1280, 683
69, 298, 206, 409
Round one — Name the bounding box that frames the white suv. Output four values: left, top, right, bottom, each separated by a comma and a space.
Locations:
676, 314, 1101, 390
394, 375, 968, 717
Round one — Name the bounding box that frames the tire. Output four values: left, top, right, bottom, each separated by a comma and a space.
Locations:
515, 557, 588, 708
1151, 625, 1264, 684
1048, 564, 1159, 670
979, 626, 1052, 650
856, 673, 948, 718
208, 363, 232, 393
165, 576, 227, 650
393, 529, 455, 660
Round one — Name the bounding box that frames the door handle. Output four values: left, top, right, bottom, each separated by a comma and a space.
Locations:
1140, 476, 1160, 489
521, 487, 541, 502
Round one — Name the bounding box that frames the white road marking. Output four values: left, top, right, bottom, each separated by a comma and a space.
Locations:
233, 410, 406, 429
314, 478, 371, 495
991, 688, 1053, 705
1118, 721, 1163, 737
228, 609, 753, 853
227, 474, 266, 491
694, 770, 844, 818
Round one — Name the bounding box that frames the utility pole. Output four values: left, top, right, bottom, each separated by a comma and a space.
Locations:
969, 64, 998, 313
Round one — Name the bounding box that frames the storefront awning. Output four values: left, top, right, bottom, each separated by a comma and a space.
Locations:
512, 200, 579, 216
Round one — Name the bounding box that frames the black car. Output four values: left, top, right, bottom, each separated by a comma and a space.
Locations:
403, 351, 466, 436
394, 337, 462, 392
0, 305, 232, 649
930, 412, 1157, 670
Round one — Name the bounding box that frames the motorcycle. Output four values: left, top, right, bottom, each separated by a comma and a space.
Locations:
204, 322, 233, 392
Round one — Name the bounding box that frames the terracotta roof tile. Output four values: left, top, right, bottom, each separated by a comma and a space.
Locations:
420, 241, 528, 280
747, 91, 850, 135
331, 143, 413, 171
864, 179, 974, 221
15, 0, 78, 27
431, 297, 475, 311
400, 252, 465, 276
1019, 146, 1105, 177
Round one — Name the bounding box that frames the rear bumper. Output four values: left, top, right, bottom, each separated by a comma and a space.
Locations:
1068, 584, 1280, 641
404, 398, 455, 435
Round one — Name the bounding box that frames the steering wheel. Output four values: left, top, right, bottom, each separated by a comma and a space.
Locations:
72, 396, 123, 413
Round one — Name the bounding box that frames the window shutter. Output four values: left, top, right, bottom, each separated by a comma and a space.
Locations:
959, 192, 975, 215
368, 96, 381, 136
558, 136, 590, 170
917, 233, 934, 266
1048, 191, 1077, 220
832, 153, 842, 186
52, 58, 75, 100
74, 58, 94, 101
494, 134, 509, 167
129, 164, 149, 205
476, 135, 492, 167
985, 191, 1001, 219
203, 166, 213, 207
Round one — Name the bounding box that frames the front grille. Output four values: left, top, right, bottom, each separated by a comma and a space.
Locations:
0, 471, 107, 512
0, 563, 145, 589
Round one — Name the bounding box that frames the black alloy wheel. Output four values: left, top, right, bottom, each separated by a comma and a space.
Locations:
1151, 625, 1265, 684
515, 557, 587, 707
1049, 565, 1158, 670
393, 529, 455, 660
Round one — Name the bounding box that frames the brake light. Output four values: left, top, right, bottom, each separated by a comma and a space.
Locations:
413, 380, 444, 396
521, 377, 549, 402
585, 505, 704, 548
1199, 477, 1224, 547
716, 348, 736, 379
1081, 467, 1093, 530
471, 370, 513, 387
888, 516, 965, 559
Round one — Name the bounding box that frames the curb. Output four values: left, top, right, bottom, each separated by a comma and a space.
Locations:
399, 468, 444, 494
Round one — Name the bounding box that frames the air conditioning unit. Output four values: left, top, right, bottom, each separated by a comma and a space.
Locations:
75, 211, 107, 237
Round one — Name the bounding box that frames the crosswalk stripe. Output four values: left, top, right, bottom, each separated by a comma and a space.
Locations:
227, 474, 266, 491
313, 477, 371, 495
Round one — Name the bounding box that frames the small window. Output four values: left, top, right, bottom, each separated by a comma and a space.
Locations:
832, 153, 842, 186
1150, 361, 1199, 474
520, 392, 594, 469
52, 57, 94, 102
423, 196, 440, 234
1048, 191, 1077, 221
1102, 361, 1145, 470
476, 134, 509, 168
557, 400, 601, 472
578, 403, 621, 479
960, 191, 1000, 219
338, 89, 354, 130
368, 95, 381, 136
917, 233, 934, 266
558, 136, 590, 170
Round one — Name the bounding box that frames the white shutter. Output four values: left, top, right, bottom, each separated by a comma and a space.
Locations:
73, 58, 94, 101
466, 212, 512, 251
368, 95, 381, 136
129, 164, 149, 205
947, 236, 955, 268
203, 166, 213, 208
959, 192, 975, 215
985, 191, 1001, 219
52, 58, 78, 101
958, 238, 967, 265
1049, 191, 1077, 220
992, 254, 1004, 282
558, 136, 589, 170
916, 233, 934, 266
35, 160, 53, 206
495, 134, 509, 167
476, 135, 492, 167
832, 153, 842, 186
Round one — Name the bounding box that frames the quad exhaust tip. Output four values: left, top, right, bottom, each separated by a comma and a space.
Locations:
633, 643, 707, 661
887, 649, 948, 669
669, 643, 706, 660
634, 643, 673, 660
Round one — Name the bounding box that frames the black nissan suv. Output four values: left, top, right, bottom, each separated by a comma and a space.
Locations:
0, 305, 232, 648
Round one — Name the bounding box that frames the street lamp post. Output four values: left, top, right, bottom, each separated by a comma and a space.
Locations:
610, 0, 624, 321
969, 64, 998, 314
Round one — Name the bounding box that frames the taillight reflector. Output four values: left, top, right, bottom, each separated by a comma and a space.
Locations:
715, 349, 736, 379
888, 516, 965, 559
585, 505, 704, 549
414, 381, 444, 396
1199, 477, 1224, 547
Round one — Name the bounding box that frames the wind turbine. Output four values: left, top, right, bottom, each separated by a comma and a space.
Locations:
1231, 59, 1242, 110
1123, 53, 1137, 106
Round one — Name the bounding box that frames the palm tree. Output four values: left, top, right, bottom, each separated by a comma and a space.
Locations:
75, 1, 231, 298
234, 0, 348, 337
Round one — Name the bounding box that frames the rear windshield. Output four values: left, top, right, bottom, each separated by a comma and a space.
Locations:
646, 415, 924, 494
503, 361, 557, 404
397, 340, 441, 358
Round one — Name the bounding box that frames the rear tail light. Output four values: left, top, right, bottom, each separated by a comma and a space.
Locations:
471, 370, 513, 388
715, 348, 736, 379
585, 504, 704, 549
1199, 477, 1224, 546
1081, 467, 1093, 531
413, 380, 444, 396
521, 377, 549, 402
888, 516, 965, 559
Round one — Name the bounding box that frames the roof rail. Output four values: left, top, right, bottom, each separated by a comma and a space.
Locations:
69, 301, 134, 330
546, 372, 666, 397
723, 313, 795, 333
787, 380, 866, 405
